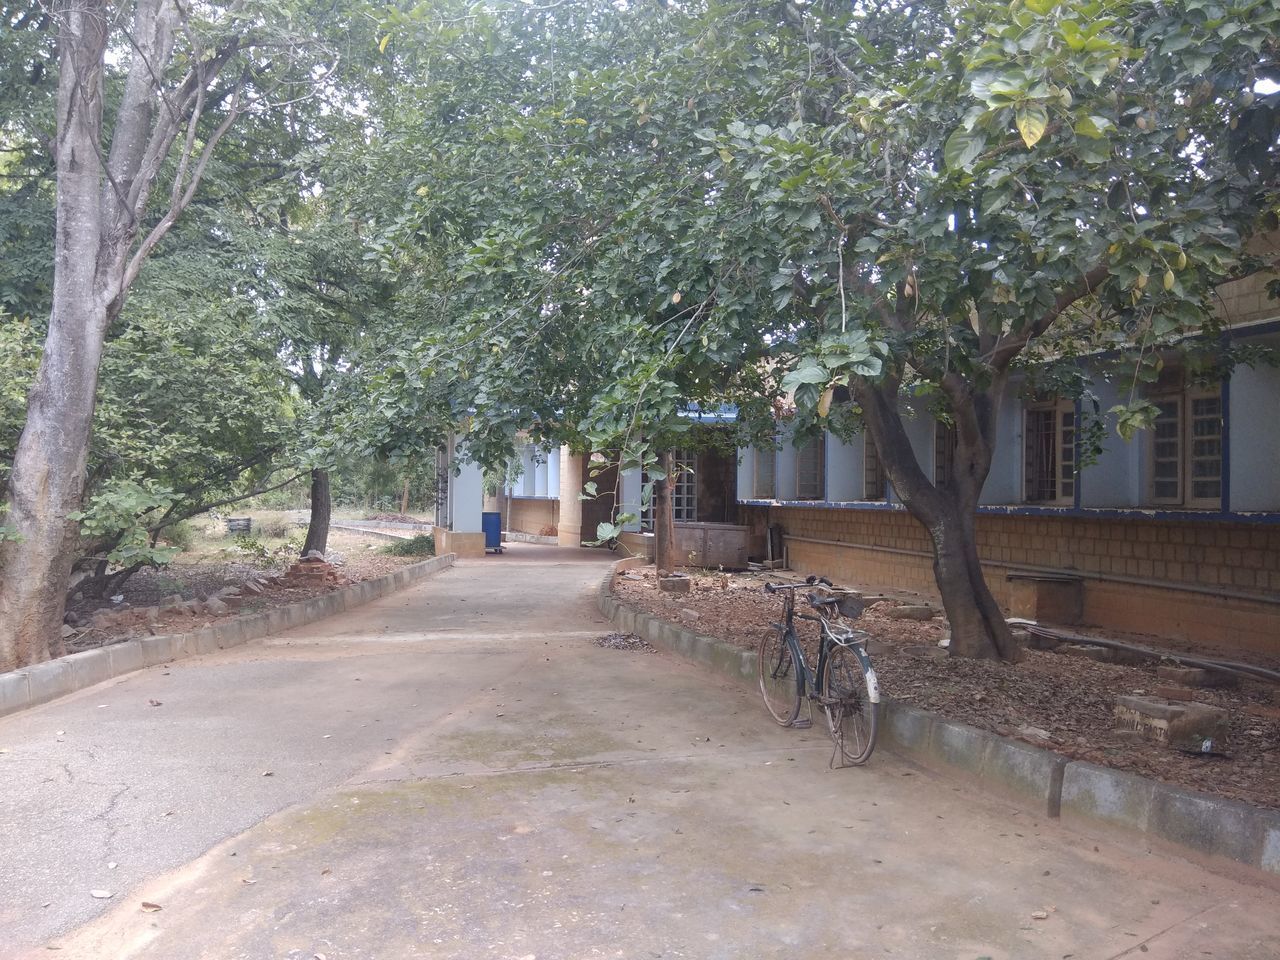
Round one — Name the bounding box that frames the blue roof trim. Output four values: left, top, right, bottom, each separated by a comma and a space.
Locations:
737, 498, 1280, 525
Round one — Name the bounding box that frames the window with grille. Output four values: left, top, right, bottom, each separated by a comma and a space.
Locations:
795, 436, 825, 501
1024, 402, 1075, 504
934, 423, 957, 489
753, 446, 776, 499
1147, 387, 1222, 508
1150, 399, 1182, 502
863, 436, 885, 500
671, 450, 698, 521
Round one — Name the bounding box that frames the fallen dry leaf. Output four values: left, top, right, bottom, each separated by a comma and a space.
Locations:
140, 902, 162, 913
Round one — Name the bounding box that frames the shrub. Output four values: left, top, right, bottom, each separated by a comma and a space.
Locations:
383, 534, 435, 557
231, 533, 270, 565
258, 516, 291, 539
160, 521, 195, 552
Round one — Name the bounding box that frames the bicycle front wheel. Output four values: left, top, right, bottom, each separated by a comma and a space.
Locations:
820, 642, 879, 765
758, 627, 802, 726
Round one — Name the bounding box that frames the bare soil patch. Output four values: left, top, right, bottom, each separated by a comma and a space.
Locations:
64, 529, 419, 651
615, 566, 1280, 811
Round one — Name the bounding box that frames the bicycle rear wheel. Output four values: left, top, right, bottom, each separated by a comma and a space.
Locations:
758, 627, 802, 726
820, 642, 879, 765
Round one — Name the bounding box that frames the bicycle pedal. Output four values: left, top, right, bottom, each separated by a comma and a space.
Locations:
790, 718, 813, 729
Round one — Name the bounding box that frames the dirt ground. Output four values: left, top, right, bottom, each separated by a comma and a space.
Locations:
615, 566, 1280, 811
63, 526, 419, 651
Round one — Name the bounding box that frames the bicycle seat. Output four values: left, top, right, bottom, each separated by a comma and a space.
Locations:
807, 591, 866, 621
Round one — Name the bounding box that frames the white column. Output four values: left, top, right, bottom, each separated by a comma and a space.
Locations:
547, 447, 561, 500
776, 427, 799, 500
450, 453, 485, 533
519, 446, 535, 496
619, 466, 644, 531
736, 447, 754, 500
826, 432, 858, 502
534, 454, 549, 497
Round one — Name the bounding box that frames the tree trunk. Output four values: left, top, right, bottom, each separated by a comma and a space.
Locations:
926, 501, 1017, 660
653, 451, 678, 573
400, 476, 410, 515
855, 378, 1016, 661
0, 4, 113, 671
301, 469, 331, 556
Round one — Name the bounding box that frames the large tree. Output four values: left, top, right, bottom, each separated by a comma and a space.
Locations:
362, 0, 1277, 660
718, 0, 1279, 658
0, 1, 338, 670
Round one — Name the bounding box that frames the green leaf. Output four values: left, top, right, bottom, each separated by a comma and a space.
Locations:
781, 361, 829, 394
1016, 104, 1049, 148
944, 128, 985, 172
1073, 115, 1113, 139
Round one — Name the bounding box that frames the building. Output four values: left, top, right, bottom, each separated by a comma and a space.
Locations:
436, 274, 1278, 652
736, 271, 1280, 653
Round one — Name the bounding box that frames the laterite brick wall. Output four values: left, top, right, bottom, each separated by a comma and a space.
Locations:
507, 497, 559, 537
740, 504, 1280, 654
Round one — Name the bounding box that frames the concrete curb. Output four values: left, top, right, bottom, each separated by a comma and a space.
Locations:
597, 561, 1280, 879
330, 522, 416, 541
502, 531, 559, 545
332, 519, 435, 533
0, 553, 456, 719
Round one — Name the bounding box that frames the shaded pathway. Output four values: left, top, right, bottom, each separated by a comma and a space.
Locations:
1, 543, 1276, 959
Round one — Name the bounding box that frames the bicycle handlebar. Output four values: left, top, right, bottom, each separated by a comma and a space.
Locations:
764, 574, 835, 594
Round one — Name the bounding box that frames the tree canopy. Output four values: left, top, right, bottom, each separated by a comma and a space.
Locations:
1, 0, 1277, 668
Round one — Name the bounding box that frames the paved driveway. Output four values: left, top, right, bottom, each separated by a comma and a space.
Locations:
1, 543, 1277, 959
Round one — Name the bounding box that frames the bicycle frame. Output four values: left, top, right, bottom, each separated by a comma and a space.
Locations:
770, 591, 880, 709
760, 576, 881, 765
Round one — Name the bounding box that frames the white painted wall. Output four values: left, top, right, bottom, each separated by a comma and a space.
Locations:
980, 383, 1023, 505
1079, 377, 1143, 508
891, 400, 934, 504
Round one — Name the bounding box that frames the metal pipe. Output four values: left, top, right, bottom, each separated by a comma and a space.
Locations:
1006, 618, 1280, 685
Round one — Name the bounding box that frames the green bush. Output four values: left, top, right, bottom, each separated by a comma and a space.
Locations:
258, 516, 291, 539
160, 521, 195, 552
231, 533, 270, 565
382, 534, 435, 557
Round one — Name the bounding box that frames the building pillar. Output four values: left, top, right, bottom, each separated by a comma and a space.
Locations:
619, 466, 644, 532
534, 455, 549, 497
434, 439, 487, 558
547, 447, 561, 500
558, 448, 585, 546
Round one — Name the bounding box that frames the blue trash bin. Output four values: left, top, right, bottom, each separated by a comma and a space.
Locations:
482, 512, 503, 553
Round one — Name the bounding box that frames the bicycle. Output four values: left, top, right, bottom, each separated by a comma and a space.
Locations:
758, 575, 880, 766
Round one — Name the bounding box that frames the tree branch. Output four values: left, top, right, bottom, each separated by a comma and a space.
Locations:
986, 263, 1110, 371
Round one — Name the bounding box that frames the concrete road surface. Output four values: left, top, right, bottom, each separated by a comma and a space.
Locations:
1, 543, 1277, 960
